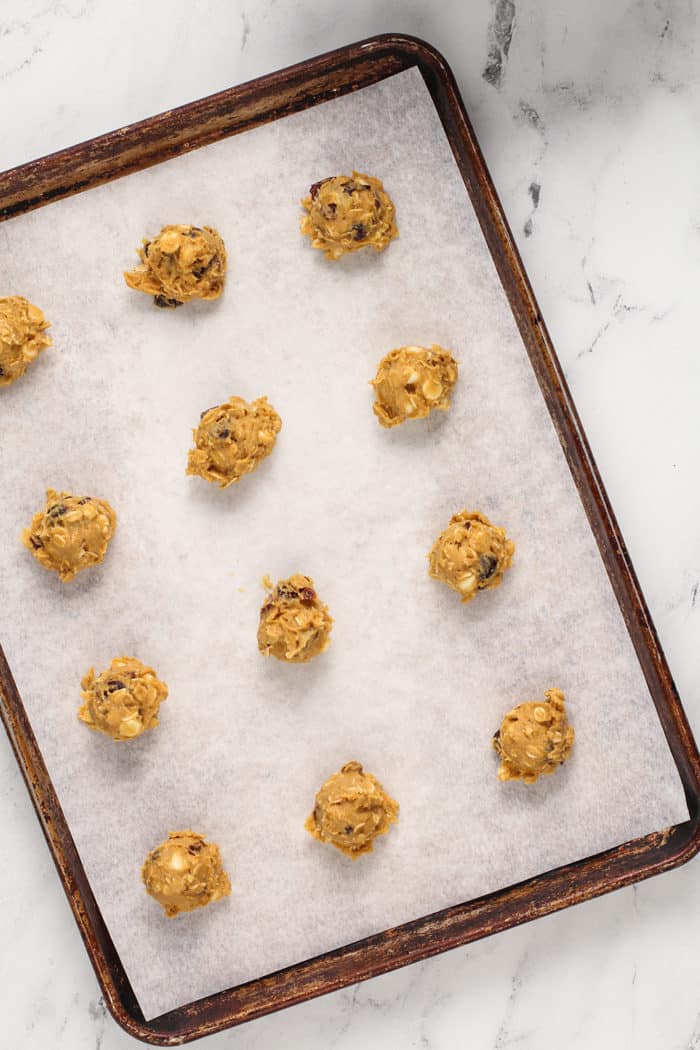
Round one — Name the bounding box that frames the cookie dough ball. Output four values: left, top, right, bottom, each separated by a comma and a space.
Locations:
257, 574, 333, 663
493, 688, 575, 784
22, 489, 117, 582
141, 830, 231, 918
305, 760, 399, 858
428, 510, 514, 604
300, 172, 398, 260
124, 224, 226, 307
78, 656, 168, 741
0, 296, 51, 387
371, 345, 458, 427
186, 395, 282, 488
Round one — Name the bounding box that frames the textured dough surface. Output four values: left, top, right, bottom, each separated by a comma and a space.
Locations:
141, 830, 231, 918
493, 688, 575, 784
428, 509, 514, 603
186, 395, 282, 488
305, 760, 399, 858
124, 224, 226, 307
371, 344, 458, 427
257, 574, 333, 663
0, 296, 51, 387
300, 172, 398, 260
22, 489, 117, 582
78, 656, 168, 741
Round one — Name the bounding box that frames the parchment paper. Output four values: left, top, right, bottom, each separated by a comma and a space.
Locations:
0, 68, 688, 1020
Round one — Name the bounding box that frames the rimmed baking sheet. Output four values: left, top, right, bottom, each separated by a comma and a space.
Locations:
0, 59, 689, 1024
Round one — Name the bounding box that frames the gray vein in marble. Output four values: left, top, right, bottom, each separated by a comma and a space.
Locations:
241, 9, 251, 50
1, 45, 44, 81
493, 951, 528, 1049
87, 996, 106, 1050
687, 1014, 700, 1050
577, 295, 643, 358
483, 0, 516, 88
523, 180, 540, 237
56, 0, 96, 19
542, 79, 594, 111
517, 99, 544, 130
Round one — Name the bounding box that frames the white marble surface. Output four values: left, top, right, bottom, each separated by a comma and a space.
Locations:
1, 1, 699, 1046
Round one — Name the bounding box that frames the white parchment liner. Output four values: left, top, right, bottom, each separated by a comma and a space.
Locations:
0, 68, 687, 1020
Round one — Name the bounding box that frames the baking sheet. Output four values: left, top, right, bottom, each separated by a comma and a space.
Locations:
0, 67, 688, 1020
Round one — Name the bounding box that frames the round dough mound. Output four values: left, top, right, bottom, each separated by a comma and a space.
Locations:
305, 760, 399, 858
0, 296, 51, 387
78, 656, 168, 741
124, 224, 226, 307
371, 345, 458, 427
300, 172, 398, 260
22, 489, 117, 582
428, 509, 514, 604
257, 574, 333, 663
186, 395, 282, 488
141, 830, 231, 918
493, 688, 575, 784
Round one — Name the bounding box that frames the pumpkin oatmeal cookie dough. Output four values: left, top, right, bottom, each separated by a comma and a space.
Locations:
428, 510, 514, 604
300, 172, 398, 260
141, 830, 231, 918
22, 489, 117, 582
257, 574, 333, 663
493, 689, 575, 784
305, 760, 399, 859
78, 656, 168, 741
124, 224, 226, 307
371, 345, 458, 427
186, 396, 282, 489
0, 296, 51, 387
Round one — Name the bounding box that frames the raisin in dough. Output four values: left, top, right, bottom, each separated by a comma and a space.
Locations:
428, 510, 514, 604
257, 574, 333, 663
0, 296, 51, 387
22, 489, 117, 582
300, 172, 398, 260
78, 656, 168, 741
305, 760, 399, 858
186, 396, 282, 488
371, 345, 458, 427
493, 688, 575, 784
124, 224, 226, 307
141, 830, 231, 918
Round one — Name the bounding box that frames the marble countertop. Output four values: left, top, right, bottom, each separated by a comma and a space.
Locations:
2, 2, 699, 1047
